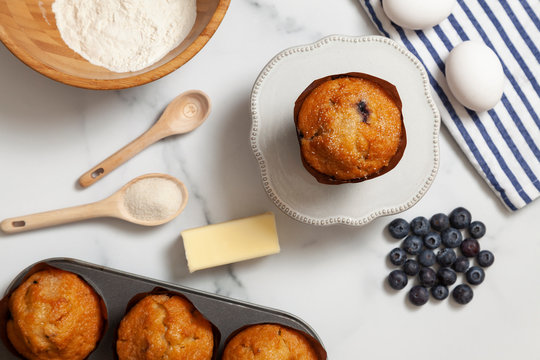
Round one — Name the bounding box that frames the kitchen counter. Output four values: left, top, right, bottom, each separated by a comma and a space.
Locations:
0, 1, 538, 358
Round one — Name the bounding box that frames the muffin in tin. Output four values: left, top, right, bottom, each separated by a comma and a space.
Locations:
116, 294, 214, 360
222, 324, 320, 359
294, 73, 406, 184
6, 268, 105, 360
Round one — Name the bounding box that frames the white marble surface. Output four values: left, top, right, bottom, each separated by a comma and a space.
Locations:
0, 0, 539, 358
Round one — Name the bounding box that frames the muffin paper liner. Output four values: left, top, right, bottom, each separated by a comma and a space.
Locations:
0, 258, 325, 359
223, 322, 327, 359
117, 288, 221, 360
294, 72, 407, 185
0, 262, 108, 360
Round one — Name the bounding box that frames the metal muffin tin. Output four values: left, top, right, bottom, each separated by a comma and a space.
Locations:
0, 258, 326, 359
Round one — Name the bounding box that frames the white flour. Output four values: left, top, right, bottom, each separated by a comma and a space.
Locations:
52, 0, 197, 73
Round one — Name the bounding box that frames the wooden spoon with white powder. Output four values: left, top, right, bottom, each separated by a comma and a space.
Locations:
0, 174, 188, 234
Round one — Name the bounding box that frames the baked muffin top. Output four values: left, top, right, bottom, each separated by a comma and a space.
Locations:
116, 294, 214, 360
222, 324, 319, 360
295, 75, 404, 183
7, 268, 104, 360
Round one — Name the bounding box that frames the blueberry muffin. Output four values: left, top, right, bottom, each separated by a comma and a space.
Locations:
294, 73, 405, 184
6, 268, 105, 360
222, 324, 320, 360
116, 294, 214, 360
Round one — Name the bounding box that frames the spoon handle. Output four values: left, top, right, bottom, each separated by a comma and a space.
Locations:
79, 125, 167, 187
0, 202, 110, 234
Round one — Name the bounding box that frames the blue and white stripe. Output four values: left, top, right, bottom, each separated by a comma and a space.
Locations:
360, 0, 540, 210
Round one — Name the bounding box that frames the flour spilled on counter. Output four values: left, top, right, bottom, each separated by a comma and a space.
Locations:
52, 0, 197, 73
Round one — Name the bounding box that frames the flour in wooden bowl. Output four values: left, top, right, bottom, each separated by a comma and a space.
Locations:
52, 0, 197, 73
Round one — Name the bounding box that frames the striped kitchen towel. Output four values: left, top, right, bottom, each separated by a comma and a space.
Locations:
359, 0, 540, 211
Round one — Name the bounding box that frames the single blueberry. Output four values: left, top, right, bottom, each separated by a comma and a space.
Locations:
460, 238, 480, 257
403, 259, 421, 276
388, 218, 410, 239
452, 256, 470, 273
402, 235, 424, 255
452, 284, 474, 304
418, 249, 436, 267
437, 268, 457, 286
419, 267, 437, 288
437, 248, 457, 268
409, 285, 430, 306
389, 248, 407, 266
469, 221, 486, 239
430, 213, 450, 232
477, 250, 495, 268
357, 101, 370, 122
388, 270, 408, 290
466, 266, 485, 285
441, 228, 463, 248
423, 231, 441, 250
431, 285, 449, 300
411, 216, 430, 236
449, 207, 472, 229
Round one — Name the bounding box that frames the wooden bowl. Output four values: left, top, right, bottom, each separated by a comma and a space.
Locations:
0, 0, 230, 90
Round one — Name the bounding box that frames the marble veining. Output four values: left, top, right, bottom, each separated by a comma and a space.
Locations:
244, 0, 308, 35
0, 1, 538, 359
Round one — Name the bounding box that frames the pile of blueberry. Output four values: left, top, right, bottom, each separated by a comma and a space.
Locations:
386, 207, 494, 306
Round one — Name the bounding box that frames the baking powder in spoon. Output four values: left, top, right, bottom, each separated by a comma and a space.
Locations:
124, 177, 183, 222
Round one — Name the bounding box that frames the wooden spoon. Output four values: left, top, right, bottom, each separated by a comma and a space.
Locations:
79, 90, 211, 187
0, 174, 188, 234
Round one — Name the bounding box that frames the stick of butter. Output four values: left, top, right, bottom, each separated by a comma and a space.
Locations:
181, 212, 280, 272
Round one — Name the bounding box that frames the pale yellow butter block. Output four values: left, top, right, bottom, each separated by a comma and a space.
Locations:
182, 212, 280, 272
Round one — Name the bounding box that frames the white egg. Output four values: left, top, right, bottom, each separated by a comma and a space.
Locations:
382, 0, 456, 30
446, 41, 505, 112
